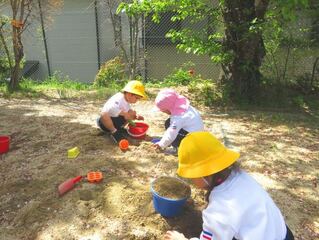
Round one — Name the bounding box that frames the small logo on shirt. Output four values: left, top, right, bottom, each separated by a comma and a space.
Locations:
202, 230, 213, 240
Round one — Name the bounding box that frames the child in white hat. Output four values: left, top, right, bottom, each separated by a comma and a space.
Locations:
97, 80, 147, 143
164, 132, 294, 240
153, 89, 204, 152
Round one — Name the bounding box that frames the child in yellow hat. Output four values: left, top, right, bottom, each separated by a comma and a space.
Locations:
97, 80, 147, 143
164, 132, 294, 240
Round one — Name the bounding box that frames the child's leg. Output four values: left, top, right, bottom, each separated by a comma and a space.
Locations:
98, 116, 126, 132
97, 118, 110, 132
171, 129, 188, 148
164, 118, 189, 148
164, 118, 171, 129
111, 116, 126, 130
285, 226, 294, 240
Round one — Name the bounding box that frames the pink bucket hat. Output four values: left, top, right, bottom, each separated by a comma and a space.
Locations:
155, 89, 190, 115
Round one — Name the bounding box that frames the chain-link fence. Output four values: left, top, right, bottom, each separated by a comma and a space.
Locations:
142, 11, 319, 85
142, 12, 221, 81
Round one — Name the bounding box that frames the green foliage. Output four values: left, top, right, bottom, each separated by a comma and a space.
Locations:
261, 4, 316, 88
0, 57, 10, 80
94, 57, 125, 88
164, 68, 192, 86
272, 0, 309, 21
163, 62, 204, 87
189, 79, 223, 106
0, 15, 12, 80
117, 0, 152, 17
292, 95, 306, 108
118, 0, 228, 64
118, 0, 312, 103
295, 72, 319, 93
167, 29, 230, 64
159, 61, 224, 106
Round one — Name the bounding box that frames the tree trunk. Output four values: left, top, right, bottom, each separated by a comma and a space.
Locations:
131, 16, 139, 79
222, 0, 269, 102
9, 25, 24, 91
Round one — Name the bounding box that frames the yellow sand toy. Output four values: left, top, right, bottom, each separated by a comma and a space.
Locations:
68, 147, 80, 159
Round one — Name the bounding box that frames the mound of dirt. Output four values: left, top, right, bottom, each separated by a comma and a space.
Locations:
152, 176, 191, 200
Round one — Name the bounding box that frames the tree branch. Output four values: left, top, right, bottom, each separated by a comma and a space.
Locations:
0, 23, 13, 69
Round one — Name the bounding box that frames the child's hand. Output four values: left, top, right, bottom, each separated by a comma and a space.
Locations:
136, 114, 144, 120
128, 120, 136, 126
153, 143, 162, 151
126, 110, 137, 120
163, 231, 188, 240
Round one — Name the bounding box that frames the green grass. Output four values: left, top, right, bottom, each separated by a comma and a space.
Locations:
0, 76, 119, 100
1, 75, 318, 119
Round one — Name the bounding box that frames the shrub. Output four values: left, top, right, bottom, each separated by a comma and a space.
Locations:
188, 79, 223, 106
94, 57, 125, 87
164, 68, 193, 86
163, 62, 196, 86
0, 56, 10, 81
292, 95, 306, 108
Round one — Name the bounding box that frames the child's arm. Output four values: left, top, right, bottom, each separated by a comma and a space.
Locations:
119, 110, 136, 120
123, 109, 144, 120
135, 114, 144, 120
156, 118, 182, 149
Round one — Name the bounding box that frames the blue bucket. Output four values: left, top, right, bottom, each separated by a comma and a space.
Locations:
150, 177, 190, 217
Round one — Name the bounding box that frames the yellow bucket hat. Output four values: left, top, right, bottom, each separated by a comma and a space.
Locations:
122, 80, 147, 99
177, 132, 240, 178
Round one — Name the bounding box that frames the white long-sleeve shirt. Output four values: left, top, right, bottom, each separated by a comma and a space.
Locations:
158, 105, 204, 148
192, 170, 287, 240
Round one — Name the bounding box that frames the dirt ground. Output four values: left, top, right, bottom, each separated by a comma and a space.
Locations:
0, 95, 318, 240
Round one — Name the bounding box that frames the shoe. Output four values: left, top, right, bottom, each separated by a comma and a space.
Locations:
118, 127, 129, 138
164, 147, 178, 156
96, 118, 102, 128
111, 130, 126, 144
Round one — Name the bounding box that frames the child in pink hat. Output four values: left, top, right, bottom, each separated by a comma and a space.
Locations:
153, 89, 204, 152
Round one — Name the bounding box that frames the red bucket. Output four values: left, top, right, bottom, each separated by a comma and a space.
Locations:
0, 135, 10, 154
128, 122, 149, 139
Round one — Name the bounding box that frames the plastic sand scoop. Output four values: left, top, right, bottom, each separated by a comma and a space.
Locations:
58, 175, 83, 196
58, 172, 104, 196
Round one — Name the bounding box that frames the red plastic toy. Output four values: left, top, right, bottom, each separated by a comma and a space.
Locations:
87, 171, 103, 183
127, 122, 149, 139
0, 136, 10, 154
119, 139, 129, 150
